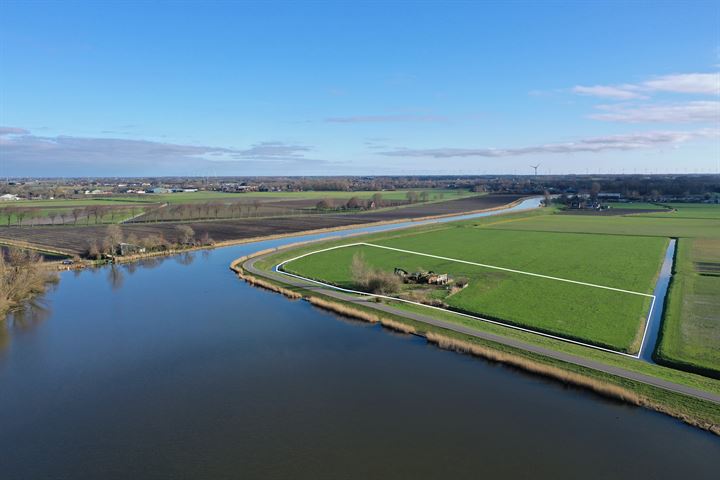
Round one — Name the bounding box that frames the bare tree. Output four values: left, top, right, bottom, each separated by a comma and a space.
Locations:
3, 207, 15, 227
15, 208, 26, 227
175, 225, 195, 245
316, 199, 333, 210
105, 225, 123, 255
72, 208, 83, 225
86, 240, 101, 260
346, 196, 361, 209
371, 193, 383, 208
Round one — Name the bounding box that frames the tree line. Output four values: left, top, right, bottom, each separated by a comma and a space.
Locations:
84, 225, 214, 259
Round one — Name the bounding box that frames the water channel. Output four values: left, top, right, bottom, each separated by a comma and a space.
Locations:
1, 198, 717, 479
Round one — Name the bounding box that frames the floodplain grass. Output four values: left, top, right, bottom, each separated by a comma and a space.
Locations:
656, 238, 720, 378
280, 236, 661, 353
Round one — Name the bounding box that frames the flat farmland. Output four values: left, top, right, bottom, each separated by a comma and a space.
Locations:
0, 194, 523, 254
482, 212, 720, 238
281, 227, 667, 353
657, 238, 720, 377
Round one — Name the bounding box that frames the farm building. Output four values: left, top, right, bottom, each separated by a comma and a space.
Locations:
118, 243, 146, 256
394, 268, 449, 285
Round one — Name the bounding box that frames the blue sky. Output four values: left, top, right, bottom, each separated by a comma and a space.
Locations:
1, 1, 718, 176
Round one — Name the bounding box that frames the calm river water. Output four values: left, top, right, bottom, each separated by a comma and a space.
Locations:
1, 200, 718, 479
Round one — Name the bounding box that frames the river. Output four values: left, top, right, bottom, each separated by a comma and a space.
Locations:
0, 199, 718, 479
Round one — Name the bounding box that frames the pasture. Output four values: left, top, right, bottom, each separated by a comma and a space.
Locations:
281, 227, 667, 353
481, 212, 720, 238
657, 238, 720, 377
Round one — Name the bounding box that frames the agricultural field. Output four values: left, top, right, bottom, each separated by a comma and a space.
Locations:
468, 205, 718, 375
281, 227, 667, 353
0, 188, 472, 226
0, 194, 522, 255
604, 202, 670, 210
654, 203, 720, 220
481, 211, 720, 238
657, 238, 720, 378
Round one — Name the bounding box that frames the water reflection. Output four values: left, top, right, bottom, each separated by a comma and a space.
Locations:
175, 252, 196, 266
0, 298, 54, 353
107, 266, 125, 290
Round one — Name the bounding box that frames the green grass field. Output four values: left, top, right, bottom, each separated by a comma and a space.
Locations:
282, 226, 667, 353
657, 238, 720, 377
606, 202, 670, 210
656, 203, 720, 219
481, 212, 720, 238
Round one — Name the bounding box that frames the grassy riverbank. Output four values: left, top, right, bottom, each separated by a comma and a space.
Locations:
234, 266, 720, 435
240, 204, 720, 434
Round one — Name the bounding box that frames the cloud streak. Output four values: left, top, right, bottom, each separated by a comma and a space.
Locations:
573, 72, 720, 99
0, 128, 320, 175
325, 114, 447, 123
379, 129, 719, 158
573, 85, 646, 100
589, 101, 720, 123
0, 126, 30, 135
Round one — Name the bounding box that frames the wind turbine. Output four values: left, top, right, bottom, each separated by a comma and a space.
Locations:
530, 164, 540, 176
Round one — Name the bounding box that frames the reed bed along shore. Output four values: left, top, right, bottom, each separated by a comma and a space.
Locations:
234, 263, 718, 435
306, 296, 380, 323
237, 271, 302, 299
425, 332, 719, 435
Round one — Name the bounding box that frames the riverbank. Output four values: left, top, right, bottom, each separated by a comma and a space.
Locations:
234, 261, 720, 435
232, 220, 720, 435
30, 197, 525, 273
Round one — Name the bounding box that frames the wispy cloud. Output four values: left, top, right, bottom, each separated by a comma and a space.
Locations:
233, 141, 312, 160
572, 85, 646, 100
0, 126, 30, 135
590, 101, 720, 123
0, 128, 321, 175
644, 73, 720, 95
325, 114, 447, 123
379, 129, 719, 158
573, 72, 720, 99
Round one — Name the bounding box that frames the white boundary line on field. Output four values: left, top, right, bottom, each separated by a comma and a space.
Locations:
274, 242, 657, 359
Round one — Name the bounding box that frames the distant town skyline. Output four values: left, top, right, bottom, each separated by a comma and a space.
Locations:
1, 1, 718, 176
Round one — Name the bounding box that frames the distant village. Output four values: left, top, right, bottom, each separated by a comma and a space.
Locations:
0, 174, 718, 204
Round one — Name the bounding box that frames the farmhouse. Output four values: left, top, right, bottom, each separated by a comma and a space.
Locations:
118, 243, 146, 256
394, 268, 449, 285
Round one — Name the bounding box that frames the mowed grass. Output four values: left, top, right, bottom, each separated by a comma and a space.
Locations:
657, 238, 720, 377
657, 203, 720, 220
482, 213, 720, 238
282, 228, 667, 353
607, 202, 670, 210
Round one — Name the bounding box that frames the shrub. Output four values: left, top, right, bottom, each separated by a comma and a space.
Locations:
351, 252, 402, 294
